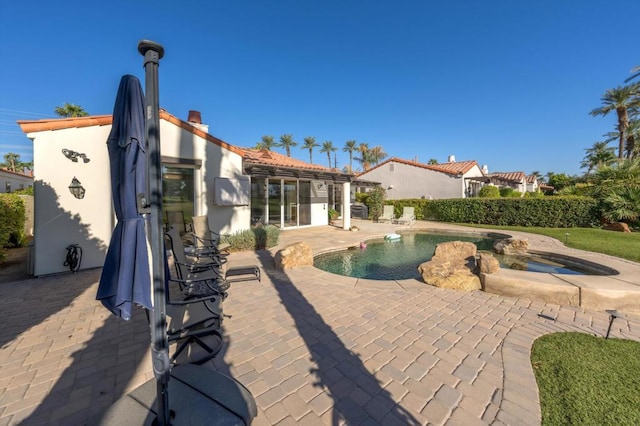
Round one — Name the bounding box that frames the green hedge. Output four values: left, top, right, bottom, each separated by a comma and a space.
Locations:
0, 194, 26, 261
221, 225, 280, 251
377, 196, 598, 228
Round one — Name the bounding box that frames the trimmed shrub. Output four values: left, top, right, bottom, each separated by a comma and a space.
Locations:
221, 225, 280, 251
426, 196, 599, 227
478, 185, 500, 198
0, 194, 26, 261
364, 186, 386, 220
499, 187, 521, 198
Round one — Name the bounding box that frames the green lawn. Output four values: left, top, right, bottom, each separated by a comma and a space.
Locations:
459, 224, 640, 263
531, 333, 640, 425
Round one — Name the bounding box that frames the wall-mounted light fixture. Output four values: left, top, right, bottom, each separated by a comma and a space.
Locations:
68, 177, 86, 199
388, 185, 394, 190
62, 149, 90, 163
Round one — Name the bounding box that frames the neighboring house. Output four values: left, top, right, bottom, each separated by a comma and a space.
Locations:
356, 157, 486, 200
0, 168, 33, 193
526, 174, 539, 193
18, 110, 355, 276
486, 171, 527, 193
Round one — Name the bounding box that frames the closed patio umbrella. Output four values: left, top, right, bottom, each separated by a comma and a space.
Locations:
97, 74, 151, 320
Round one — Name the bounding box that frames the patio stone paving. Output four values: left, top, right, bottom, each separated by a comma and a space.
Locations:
1, 220, 639, 425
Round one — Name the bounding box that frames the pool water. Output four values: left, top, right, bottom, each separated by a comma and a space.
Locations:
314, 233, 495, 280
314, 232, 611, 280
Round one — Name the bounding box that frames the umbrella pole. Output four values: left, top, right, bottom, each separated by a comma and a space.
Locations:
138, 40, 169, 426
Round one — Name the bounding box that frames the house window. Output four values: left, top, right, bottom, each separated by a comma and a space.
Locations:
162, 166, 195, 227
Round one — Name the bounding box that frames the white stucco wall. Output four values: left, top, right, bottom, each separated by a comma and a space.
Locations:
360, 162, 468, 200
29, 125, 114, 276
158, 121, 250, 235
28, 119, 252, 276
0, 170, 33, 193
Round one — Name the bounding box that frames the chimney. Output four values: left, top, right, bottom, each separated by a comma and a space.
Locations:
447, 155, 455, 163
482, 164, 489, 174
187, 110, 209, 133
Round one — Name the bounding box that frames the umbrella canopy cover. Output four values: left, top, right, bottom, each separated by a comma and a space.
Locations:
97, 74, 152, 320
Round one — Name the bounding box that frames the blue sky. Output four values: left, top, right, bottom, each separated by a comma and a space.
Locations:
1, 0, 638, 176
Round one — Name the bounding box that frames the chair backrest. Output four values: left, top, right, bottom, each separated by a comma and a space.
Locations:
402, 206, 415, 218
165, 225, 190, 280
191, 215, 212, 241
383, 205, 394, 218
167, 210, 187, 234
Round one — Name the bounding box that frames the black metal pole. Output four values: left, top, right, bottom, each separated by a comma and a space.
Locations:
138, 39, 169, 426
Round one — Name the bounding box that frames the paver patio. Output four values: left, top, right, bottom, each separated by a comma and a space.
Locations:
1, 220, 639, 425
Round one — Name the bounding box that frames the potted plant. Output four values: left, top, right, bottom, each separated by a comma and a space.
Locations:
328, 208, 339, 224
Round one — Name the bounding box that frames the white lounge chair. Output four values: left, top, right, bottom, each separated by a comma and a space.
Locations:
378, 205, 395, 223
395, 206, 415, 226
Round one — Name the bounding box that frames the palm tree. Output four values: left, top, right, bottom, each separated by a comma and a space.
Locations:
2, 153, 19, 172
427, 158, 438, 165
255, 135, 276, 151
580, 141, 617, 174
342, 140, 357, 172
602, 118, 640, 159
590, 84, 640, 158
626, 65, 640, 83
54, 103, 89, 118
279, 134, 297, 157
302, 136, 319, 163
355, 143, 371, 171
320, 141, 336, 168
369, 145, 388, 165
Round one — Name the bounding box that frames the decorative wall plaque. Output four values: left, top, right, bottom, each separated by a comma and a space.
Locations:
62, 149, 90, 163
68, 177, 86, 199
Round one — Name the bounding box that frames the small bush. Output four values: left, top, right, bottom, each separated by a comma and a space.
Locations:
524, 191, 544, 198
222, 225, 280, 251
364, 186, 386, 220
478, 185, 500, 198
499, 187, 521, 198
0, 194, 26, 261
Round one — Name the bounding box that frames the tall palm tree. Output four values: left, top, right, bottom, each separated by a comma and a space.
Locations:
255, 135, 276, 151
369, 145, 388, 165
355, 142, 371, 171
54, 103, 89, 117
580, 141, 617, 174
320, 141, 335, 168
342, 140, 357, 172
626, 65, 640, 83
2, 153, 21, 172
590, 84, 640, 158
279, 134, 297, 157
302, 136, 319, 163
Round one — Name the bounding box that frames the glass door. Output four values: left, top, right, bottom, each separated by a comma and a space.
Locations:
283, 180, 298, 228
267, 180, 282, 227
298, 181, 311, 226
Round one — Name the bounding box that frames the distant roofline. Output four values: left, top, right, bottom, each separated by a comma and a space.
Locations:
358, 157, 480, 176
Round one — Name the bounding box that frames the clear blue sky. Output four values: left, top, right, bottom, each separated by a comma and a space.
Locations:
1, 0, 638, 176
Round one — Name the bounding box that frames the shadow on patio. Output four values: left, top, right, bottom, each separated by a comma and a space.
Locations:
254, 249, 420, 425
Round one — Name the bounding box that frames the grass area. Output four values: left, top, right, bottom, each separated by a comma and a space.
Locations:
459, 224, 640, 263
531, 332, 640, 425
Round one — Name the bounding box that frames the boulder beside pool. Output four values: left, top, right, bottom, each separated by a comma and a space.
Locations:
275, 242, 313, 270
417, 241, 481, 291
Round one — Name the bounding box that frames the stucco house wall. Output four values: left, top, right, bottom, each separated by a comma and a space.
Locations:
21, 114, 252, 276
0, 169, 34, 193
358, 159, 485, 200
30, 124, 114, 276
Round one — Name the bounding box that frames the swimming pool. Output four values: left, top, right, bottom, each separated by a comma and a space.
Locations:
314, 232, 495, 280
313, 231, 614, 280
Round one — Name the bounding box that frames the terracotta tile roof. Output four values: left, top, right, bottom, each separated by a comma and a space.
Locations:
359, 157, 480, 177
17, 110, 245, 156
0, 168, 34, 178
17, 111, 350, 174
488, 171, 526, 183
526, 174, 539, 184
241, 148, 337, 173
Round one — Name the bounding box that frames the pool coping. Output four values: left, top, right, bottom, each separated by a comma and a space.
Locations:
311, 225, 640, 317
